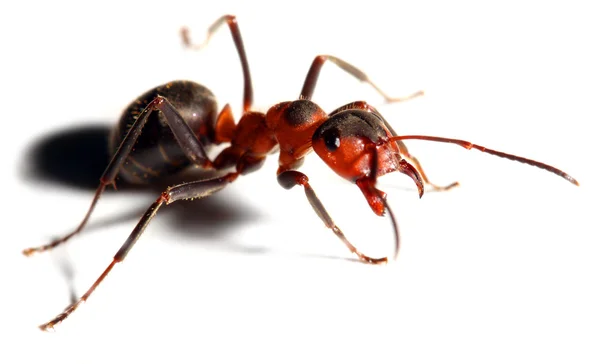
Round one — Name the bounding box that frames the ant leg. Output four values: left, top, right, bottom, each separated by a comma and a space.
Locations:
23, 96, 215, 256
22, 185, 107, 256
38, 172, 240, 331
299, 54, 424, 102
181, 15, 253, 111
330, 101, 459, 192
277, 170, 400, 264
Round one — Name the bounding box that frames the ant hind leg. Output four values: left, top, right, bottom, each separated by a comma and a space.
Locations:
38, 172, 240, 331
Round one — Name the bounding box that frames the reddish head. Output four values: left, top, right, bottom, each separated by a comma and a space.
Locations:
312, 109, 424, 215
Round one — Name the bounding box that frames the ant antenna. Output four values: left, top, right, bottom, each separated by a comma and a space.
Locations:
389, 135, 579, 186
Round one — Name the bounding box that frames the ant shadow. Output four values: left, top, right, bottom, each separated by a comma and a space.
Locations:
23, 122, 409, 262
23, 122, 372, 305
22, 122, 281, 303
23, 122, 269, 247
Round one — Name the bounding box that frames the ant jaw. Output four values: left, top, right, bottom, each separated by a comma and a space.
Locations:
398, 159, 424, 198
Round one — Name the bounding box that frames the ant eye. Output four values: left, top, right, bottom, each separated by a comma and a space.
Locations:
323, 128, 341, 152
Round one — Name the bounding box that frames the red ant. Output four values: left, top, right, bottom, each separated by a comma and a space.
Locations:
23, 15, 579, 331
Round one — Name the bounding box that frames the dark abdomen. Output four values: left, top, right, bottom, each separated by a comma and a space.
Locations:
110, 80, 218, 184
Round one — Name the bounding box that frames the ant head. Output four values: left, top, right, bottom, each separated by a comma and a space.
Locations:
312, 109, 390, 182
312, 109, 425, 207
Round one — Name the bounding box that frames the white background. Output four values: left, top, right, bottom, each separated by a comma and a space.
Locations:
1, 1, 598, 363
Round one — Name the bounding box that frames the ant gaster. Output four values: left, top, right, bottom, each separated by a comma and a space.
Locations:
23, 15, 579, 331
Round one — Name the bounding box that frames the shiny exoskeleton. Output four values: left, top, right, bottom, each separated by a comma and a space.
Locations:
24, 15, 579, 331
111, 82, 218, 184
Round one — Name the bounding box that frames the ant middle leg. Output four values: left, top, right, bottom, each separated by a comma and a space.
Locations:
181, 14, 253, 112
23, 96, 217, 256
37, 172, 241, 331
277, 170, 400, 264
299, 55, 424, 102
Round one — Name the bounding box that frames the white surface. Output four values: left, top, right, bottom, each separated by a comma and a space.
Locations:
1, 1, 598, 363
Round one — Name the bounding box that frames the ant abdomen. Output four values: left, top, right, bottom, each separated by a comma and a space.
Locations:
111, 80, 218, 184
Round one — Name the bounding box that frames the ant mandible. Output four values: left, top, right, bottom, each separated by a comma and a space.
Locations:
23, 15, 579, 331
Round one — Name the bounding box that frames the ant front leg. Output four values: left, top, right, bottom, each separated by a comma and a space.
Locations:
23, 96, 215, 256
181, 15, 253, 112
299, 54, 424, 103
38, 172, 241, 331
277, 169, 399, 264
330, 101, 459, 192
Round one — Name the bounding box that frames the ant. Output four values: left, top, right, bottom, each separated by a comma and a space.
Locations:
23, 15, 579, 331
